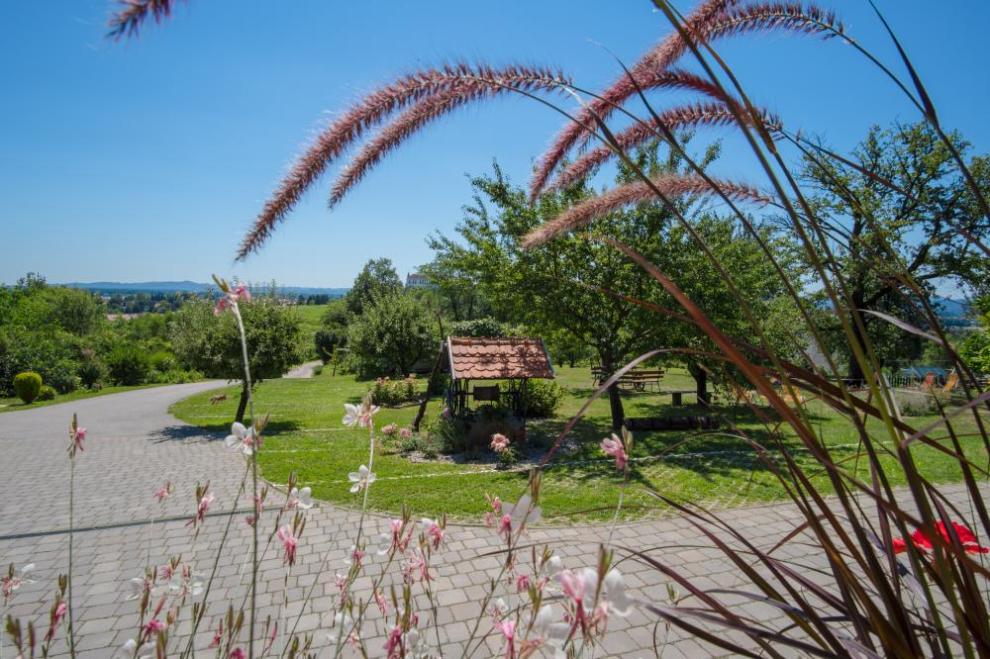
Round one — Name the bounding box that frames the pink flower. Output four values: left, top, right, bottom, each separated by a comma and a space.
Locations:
188, 492, 215, 526
245, 515, 256, 527
421, 518, 445, 550
490, 433, 510, 454
343, 401, 380, 428
515, 574, 530, 593
209, 620, 223, 648
375, 589, 388, 615
153, 481, 173, 502
398, 427, 413, 440
384, 626, 403, 658
382, 423, 399, 436
143, 618, 166, 636
350, 547, 365, 569
495, 619, 516, 658
158, 564, 174, 582
600, 433, 628, 471
232, 285, 250, 302
229, 649, 245, 659
72, 426, 87, 452
53, 601, 67, 626
277, 525, 298, 565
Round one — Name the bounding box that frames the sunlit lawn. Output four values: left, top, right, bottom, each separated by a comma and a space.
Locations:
170, 366, 989, 522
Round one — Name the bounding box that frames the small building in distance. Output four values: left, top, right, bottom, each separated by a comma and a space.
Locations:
405, 272, 433, 289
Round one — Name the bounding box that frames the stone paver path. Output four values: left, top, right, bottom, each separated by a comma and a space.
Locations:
284, 361, 323, 379
0, 384, 981, 657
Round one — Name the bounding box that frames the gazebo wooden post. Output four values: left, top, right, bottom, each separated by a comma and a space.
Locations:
412, 344, 445, 432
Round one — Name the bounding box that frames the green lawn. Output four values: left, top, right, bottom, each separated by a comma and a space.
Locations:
0, 382, 171, 414
292, 304, 330, 360
169, 366, 989, 523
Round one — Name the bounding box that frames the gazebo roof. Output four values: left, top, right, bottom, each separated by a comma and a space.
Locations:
446, 336, 554, 380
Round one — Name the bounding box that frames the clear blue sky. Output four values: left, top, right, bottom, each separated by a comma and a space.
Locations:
2, 1, 988, 287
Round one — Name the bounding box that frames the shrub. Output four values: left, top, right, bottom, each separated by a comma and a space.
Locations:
37, 385, 56, 401
43, 359, 81, 394
369, 375, 420, 406
312, 364, 323, 376
106, 345, 151, 386
429, 405, 523, 454
520, 379, 563, 418
149, 351, 177, 374
347, 292, 435, 377
12, 371, 42, 404
77, 358, 107, 389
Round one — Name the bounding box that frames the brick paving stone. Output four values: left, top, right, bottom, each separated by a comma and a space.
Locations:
1, 381, 984, 657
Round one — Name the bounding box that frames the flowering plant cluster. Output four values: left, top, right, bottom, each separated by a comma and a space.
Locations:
369, 375, 419, 407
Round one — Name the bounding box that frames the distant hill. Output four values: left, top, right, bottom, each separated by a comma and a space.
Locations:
61, 281, 349, 297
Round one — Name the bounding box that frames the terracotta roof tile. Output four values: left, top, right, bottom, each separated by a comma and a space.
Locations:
447, 336, 554, 380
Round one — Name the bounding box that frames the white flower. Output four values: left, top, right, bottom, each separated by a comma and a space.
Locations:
502, 494, 541, 531
124, 577, 147, 601
534, 605, 571, 648
342, 401, 380, 428
113, 639, 152, 659
288, 486, 313, 510
348, 465, 376, 493
224, 422, 256, 455
603, 568, 633, 616
326, 611, 354, 644
542, 555, 563, 577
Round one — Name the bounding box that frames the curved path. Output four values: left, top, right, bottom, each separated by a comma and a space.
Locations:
0, 385, 977, 657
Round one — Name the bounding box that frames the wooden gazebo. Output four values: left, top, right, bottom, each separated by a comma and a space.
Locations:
412, 336, 555, 428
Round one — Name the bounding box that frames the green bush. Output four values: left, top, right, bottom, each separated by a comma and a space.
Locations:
520, 379, 563, 418
37, 385, 57, 401
106, 345, 151, 386
77, 358, 107, 389
429, 405, 523, 454
369, 375, 420, 406
149, 351, 177, 374
12, 372, 42, 404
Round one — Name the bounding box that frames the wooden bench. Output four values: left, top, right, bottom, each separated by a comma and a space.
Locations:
591, 367, 665, 392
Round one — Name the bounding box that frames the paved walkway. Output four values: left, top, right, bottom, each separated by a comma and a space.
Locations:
283, 361, 323, 379
0, 384, 980, 657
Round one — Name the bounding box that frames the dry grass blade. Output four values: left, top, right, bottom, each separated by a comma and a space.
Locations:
329, 68, 569, 207
107, 0, 181, 40
523, 175, 771, 248
238, 63, 569, 259
549, 103, 782, 191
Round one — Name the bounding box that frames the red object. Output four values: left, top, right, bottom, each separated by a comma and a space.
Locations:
447, 337, 554, 380
892, 521, 989, 555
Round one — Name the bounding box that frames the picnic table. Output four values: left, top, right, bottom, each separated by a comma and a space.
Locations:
591, 367, 665, 392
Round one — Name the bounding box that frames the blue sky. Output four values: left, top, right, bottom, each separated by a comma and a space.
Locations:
2, 1, 989, 287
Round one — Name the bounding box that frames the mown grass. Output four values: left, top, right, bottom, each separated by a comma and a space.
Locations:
0, 383, 170, 414
292, 304, 330, 360
170, 366, 989, 522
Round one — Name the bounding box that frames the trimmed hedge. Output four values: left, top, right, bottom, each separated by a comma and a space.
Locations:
13, 371, 42, 404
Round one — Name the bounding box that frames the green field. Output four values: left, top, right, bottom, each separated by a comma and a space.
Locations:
292, 304, 330, 359
170, 366, 989, 523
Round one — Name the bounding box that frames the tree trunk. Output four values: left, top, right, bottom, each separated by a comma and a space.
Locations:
235, 380, 250, 424
607, 385, 625, 431
600, 351, 625, 430
693, 368, 709, 406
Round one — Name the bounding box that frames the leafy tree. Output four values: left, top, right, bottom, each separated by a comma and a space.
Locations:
314, 299, 351, 362
347, 291, 436, 378
803, 122, 990, 382
429, 142, 799, 428
346, 258, 402, 315
959, 300, 990, 374
171, 299, 302, 422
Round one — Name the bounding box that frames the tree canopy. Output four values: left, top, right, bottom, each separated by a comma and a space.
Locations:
802, 121, 990, 380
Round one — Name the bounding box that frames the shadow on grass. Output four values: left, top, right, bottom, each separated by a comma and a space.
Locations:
151, 419, 303, 442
